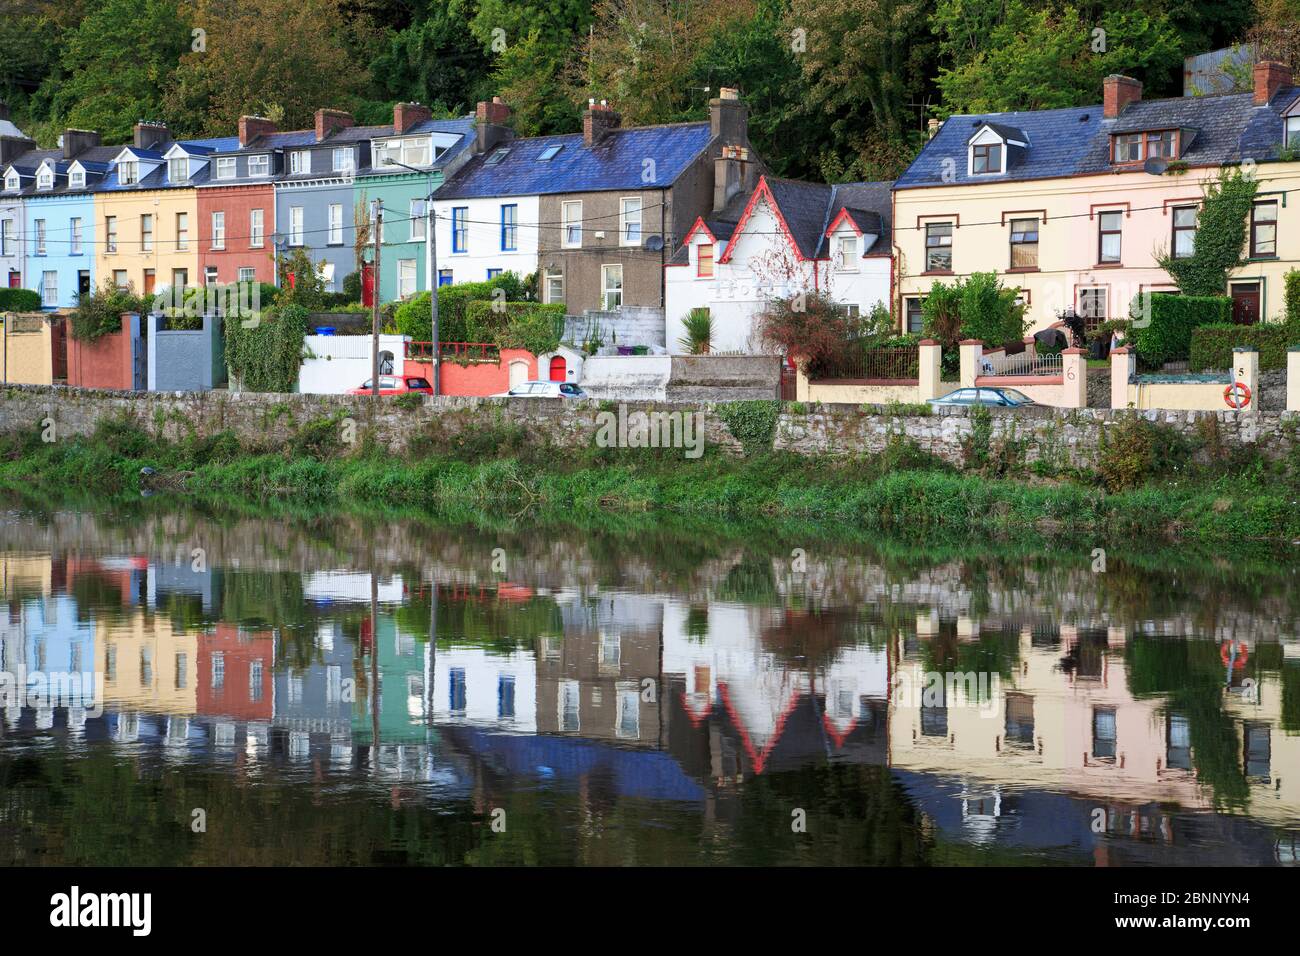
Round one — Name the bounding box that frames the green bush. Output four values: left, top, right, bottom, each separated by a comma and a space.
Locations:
0, 288, 41, 312
69, 283, 149, 342
1133, 293, 1230, 367
224, 303, 310, 393
1096, 414, 1193, 492
1285, 269, 1300, 326
393, 272, 528, 342
464, 300, 565, 354
1190, 322, 1297, 371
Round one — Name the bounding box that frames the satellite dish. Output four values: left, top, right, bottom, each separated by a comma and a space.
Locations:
1143, 157, 1169, 176
643, 235, 665, 252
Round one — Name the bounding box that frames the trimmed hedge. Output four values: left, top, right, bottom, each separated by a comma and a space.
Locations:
1286, 269, 1300, 326
392, 272, 528, 342
1134, 293, 1230, 367
1190, 322, 1299, 371
0, 288, 42, 312
465, 300, 566, 354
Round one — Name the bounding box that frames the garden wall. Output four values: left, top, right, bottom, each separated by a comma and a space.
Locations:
298, 333, 407, 394
1, 383, 1294, 470
1, 313, 56, 386
148, 314, 226, 392
66, 314, 142, 391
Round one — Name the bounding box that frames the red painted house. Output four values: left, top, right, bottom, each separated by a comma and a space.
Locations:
197, 183, 276, 287
197, 623, 274, 721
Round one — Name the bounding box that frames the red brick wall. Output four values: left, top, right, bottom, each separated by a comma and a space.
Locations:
196, 623, 274, 721
404, 348, 537, 396
197, 184, 277, 286
66, 321, 135, 390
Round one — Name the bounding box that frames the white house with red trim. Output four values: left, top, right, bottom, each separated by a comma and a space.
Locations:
664, 175, 893, 354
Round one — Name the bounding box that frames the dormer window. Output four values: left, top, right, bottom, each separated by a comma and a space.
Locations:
836, 235, 859, 271
248, 154, 269, 176
215, 157, 235, 179
1287, 116, 1300, 149
37, 168, 53, 190
332, 147, 354, 172
1112, 129, 1177, 164
3, 172, 17, 192
376, 137, 432, 168
169, 156, 188, 182
972, 143, 1002, 174
118, 161, 139, 185
69, 167, 85, 189
289, 150, 309, 174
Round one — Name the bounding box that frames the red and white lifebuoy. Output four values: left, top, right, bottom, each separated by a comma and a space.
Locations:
1220, 640, 1249, 669
1224, 382, 1251, 409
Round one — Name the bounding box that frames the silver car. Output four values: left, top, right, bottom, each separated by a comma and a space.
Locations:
494, 380, 588, 399
928, 386, 1037, 407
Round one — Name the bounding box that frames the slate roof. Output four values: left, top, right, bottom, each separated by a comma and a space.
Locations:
433, 121, 715, 199
670, 176, 893, 264
896, 85, 1300, 189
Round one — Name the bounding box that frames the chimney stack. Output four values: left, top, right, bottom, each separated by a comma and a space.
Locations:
394, 102, 432, 135
133, 121, 170, 151
709, 87, 748, 145
475, 97, 513, 154
583, 99, 621, 148
927, 118, 941, 140
1103, 75, 1142, 119
315, 108, 354, 142
713, 144, 755, 213
238, 115, 277, 147
62, 129, 101, 161
1254, 60, 1293, 106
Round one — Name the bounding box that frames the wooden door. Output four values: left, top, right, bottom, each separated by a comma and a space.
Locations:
1231, 283, 1260, 325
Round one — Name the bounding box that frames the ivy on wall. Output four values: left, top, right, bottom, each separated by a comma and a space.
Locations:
224, 304, 310, 393
717, 400, 781, 456
1158, 169, 1259, 297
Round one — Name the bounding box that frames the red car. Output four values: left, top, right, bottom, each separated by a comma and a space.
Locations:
346, 375, 434, 396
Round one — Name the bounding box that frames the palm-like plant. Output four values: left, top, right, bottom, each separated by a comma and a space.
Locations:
680, 307, 712, 354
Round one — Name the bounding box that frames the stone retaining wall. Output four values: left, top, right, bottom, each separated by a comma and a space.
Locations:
0, 384, 1294, 468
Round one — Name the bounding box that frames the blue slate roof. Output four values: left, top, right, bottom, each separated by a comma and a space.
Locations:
896, 85, 1300, 189
434, 121, 715, 199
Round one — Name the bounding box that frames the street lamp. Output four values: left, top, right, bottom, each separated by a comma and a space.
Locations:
386, 160, 440, 395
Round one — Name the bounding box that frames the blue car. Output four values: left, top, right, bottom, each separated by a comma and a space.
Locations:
928, 386, 1037, 408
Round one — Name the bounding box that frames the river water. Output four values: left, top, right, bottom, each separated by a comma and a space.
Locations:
1, 501, 1298, 866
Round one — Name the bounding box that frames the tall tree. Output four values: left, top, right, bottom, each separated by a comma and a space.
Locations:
43, 0, 189, 142
368, 0, 493, 114
1250, 0, 1300, 72
166, 0, 370, 136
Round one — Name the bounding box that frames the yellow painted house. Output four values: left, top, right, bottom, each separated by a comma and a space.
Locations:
893, 62, 1300, 334
92, 123, 240, 300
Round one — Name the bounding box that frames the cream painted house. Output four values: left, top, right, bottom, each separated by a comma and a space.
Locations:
893, 61, 1300, 335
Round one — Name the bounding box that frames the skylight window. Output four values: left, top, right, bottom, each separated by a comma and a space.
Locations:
484, 148, 511, 167
538, 144, 563, 161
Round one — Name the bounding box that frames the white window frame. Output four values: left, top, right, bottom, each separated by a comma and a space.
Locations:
545, 272, 564, 304
168, 156, 188, 183
398, 258, 417, 299
34, 219, 45, 255
118, 161, 139, 185
141, 213, 153, 252
1288, 116, 1300, 150
176, 212, 189, 251
289, 150, 309, 174
333, 147, 354, 172
3, 172, 18, 192
601, 263, 623, 310
69, 167, 85, 190
205, 265, 219, 287
37, 168, 53, 190
290, 206, 304, 246
248, 154, 269, 177
562, 201, 582, 248
210, 211, 225, 250
837, 234, 859, 271
215, 157, 236, 180
105, 216, 118, 253
249, 208, 264, 248
0, 219, 10, 257
42, 271, 57, 307
620, 197, 642, 246
328, 204, 343, 245
410, 199, 426, 242
238, 267, 255, 284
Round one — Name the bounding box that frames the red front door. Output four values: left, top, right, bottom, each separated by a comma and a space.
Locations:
7, 271, 19, 288
548, 356, 566, 382
1231, 283, 1260, 325
362, 263, 375, 307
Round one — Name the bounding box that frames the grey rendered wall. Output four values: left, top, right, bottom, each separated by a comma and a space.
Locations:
148, 313, 226, 391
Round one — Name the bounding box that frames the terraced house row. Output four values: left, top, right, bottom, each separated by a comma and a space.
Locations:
2, 60, 1300, 347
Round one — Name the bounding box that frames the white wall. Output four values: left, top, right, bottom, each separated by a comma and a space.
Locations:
578, 354, 672, 400
665, 197, 891, 355
431, 646, 537, 732
298, 333, 408, 394
432, 194, 539, 287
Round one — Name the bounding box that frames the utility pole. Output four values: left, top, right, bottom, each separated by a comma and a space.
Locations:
427, 195, 439, 395
370, 199, 383, 401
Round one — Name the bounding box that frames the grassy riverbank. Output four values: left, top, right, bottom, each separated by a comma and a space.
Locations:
2, 412, 1298, 543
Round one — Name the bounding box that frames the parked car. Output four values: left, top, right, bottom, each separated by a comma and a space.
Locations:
346, 375, 434, 396
928, 387, 1037, 408
493, 380, 588, 399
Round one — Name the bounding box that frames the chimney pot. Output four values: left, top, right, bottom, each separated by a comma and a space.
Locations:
133, 120, 170, 151
238, 115, 278, 147
1103, 75, 1142, 119
315, 108, 354, 142
1254, 60, 1293, 106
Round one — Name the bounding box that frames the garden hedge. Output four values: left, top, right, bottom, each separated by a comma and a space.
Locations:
0, 288, 42, 312
1190, 322, 1299, 371
1134, 293, 1230, 367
